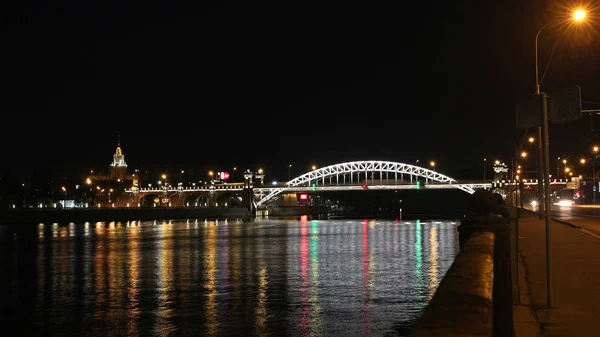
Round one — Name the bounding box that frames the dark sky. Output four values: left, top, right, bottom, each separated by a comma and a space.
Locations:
4, 0, 600, 181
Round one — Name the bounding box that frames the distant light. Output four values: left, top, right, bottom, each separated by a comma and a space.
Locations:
531, 200, 537, 207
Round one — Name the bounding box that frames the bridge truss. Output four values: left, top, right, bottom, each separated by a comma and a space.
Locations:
255, 160, 476, 207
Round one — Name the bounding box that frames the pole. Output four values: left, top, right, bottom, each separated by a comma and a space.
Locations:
537, 126, 545, 219
536, 22, 552, 308
593, 162, 596, 204
542, 92, 552, 307
484, 158, 486, 181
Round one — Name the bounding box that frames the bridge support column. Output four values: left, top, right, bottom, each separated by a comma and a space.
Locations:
242, 172, 256, 214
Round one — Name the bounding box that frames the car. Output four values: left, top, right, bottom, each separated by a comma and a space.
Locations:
553, 188, 583, 206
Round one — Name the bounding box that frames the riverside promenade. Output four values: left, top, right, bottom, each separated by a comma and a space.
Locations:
512, 209, 600, 337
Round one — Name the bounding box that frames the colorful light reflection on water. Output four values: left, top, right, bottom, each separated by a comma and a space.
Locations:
0, 218, 458, 336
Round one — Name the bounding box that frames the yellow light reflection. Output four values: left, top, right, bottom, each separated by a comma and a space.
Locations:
154, 222, 175, 335
107, 225, 126, 326
255, 266, 269, 336
127, 224, 141, 336
203, 225, 219, 336
94, 228, 108, 323
428, 226, 439, 299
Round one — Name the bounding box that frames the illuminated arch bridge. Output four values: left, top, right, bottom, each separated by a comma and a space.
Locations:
254, 160, 486, 207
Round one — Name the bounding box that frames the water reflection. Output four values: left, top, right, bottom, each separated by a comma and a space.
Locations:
155, 222, 176, 336
428, 226, 439, 298
1, 218, 458, 337
127, 223, 141, 336
203, 223, 219, 337
361, 219, 372, 337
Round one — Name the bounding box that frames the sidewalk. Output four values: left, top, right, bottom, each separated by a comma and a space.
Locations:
512, 211, 600, 337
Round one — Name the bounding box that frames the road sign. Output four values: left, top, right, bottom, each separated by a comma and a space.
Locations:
516, 95, 543, 129
548, 86, 582, 124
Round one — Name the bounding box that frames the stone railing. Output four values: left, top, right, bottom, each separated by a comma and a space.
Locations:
410, 189, 515, 337
409, 231, 495, 337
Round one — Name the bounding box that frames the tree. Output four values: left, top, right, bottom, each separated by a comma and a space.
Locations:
0, 169, 22, 208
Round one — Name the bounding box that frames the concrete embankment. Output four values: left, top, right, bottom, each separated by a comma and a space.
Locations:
0, 207, 252, 225
0, 206, 338, 226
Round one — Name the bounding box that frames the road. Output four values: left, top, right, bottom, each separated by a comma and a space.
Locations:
526, 203, 600, 237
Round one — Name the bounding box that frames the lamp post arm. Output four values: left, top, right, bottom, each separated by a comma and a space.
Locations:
535, 22, 553, 95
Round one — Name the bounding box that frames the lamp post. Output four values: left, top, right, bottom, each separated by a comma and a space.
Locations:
483, 158, 486, 181
288, 164, 292, 181
534, 8, 587, 308
61, 186, 66, 208
593, 146, 599, 204
233, 167, 237, 183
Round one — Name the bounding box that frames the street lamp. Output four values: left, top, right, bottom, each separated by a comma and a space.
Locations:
288, 164, 292, 181
311, 165, 317, 171
430, 161, 436, 171
591, 146, 598, 204
233, 167, 237, 183
534, 8, 587, 308
161, 174, 167, 186
208, 171, 213, 184
61, 186, 66, 208
483, 158, 487, 181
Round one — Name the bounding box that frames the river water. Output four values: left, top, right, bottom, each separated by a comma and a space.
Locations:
0, 216, 459, 337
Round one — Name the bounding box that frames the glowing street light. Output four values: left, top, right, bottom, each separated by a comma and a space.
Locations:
61, 186, 66, 208
528, 137, 535, 143
312, 165, 317, 170
573, 9, 586, 21
430, 161, 436, 171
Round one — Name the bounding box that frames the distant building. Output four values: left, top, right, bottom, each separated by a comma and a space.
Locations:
493, 161, 509, 182
89, 138, 138, 186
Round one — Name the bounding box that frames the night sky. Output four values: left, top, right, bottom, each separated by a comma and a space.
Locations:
4, 0, 600, 181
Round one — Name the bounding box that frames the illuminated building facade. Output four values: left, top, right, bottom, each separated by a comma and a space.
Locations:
89, 138, 138, 186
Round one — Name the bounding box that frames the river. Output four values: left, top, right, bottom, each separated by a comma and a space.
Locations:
0, 216, 459, 336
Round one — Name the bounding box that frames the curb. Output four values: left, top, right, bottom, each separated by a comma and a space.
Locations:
550, 218, 582, 229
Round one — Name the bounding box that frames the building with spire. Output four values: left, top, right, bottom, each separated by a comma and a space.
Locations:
88, 137, 138, 186
109, 138, 128, 181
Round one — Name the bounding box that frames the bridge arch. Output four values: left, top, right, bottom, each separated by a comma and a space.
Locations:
256, 160, 474, 207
